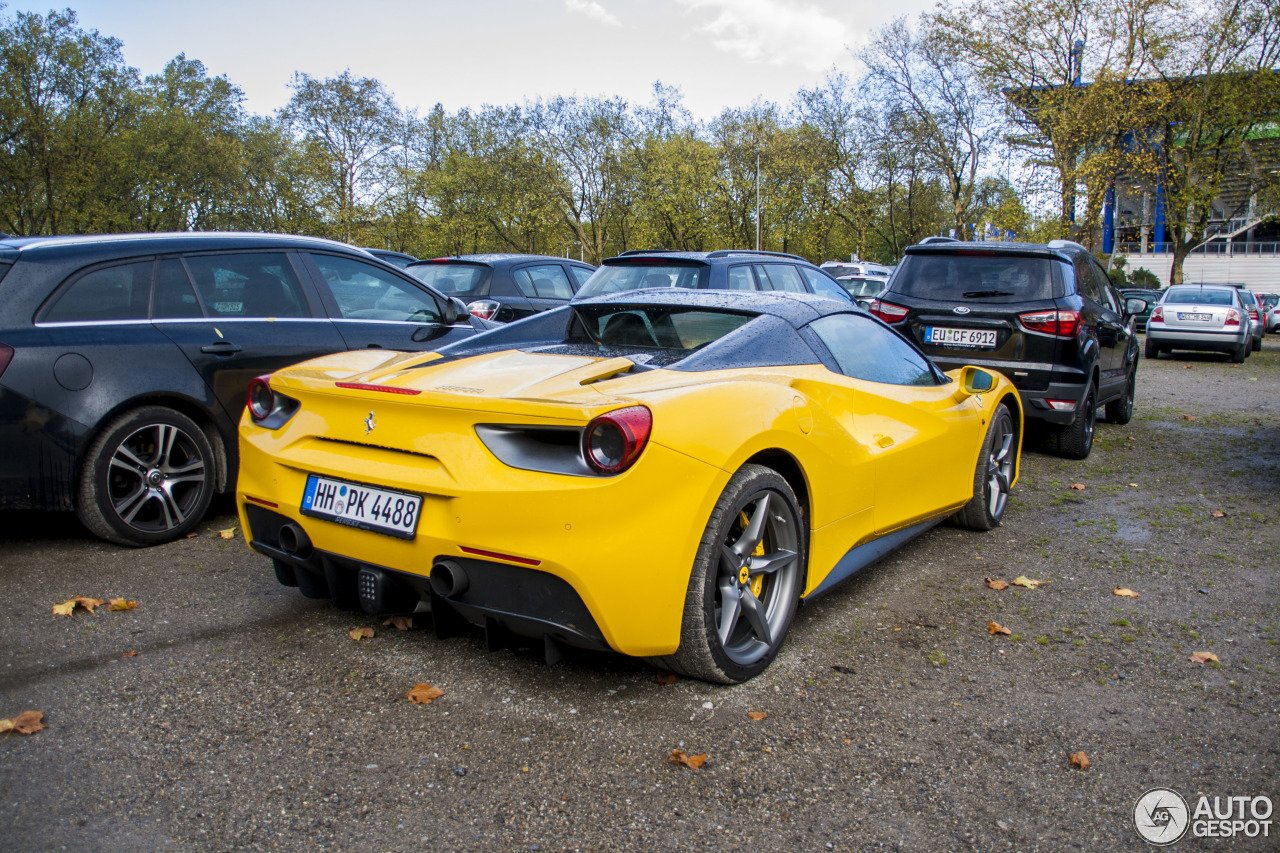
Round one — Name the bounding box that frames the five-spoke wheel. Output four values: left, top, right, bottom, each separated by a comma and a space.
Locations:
954, 403, 1017, 531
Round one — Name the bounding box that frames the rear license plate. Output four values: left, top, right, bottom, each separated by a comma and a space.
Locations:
301, 475, 421, 540
924, 326, 998, 348
1178, 312, 1212, 321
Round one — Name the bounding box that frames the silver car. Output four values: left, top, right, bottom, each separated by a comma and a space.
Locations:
1145, 284, 1251, 363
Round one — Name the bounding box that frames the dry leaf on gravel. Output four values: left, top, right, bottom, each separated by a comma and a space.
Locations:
1211, 510, 1227, 518
747, 711, 767, 721
382, 616, 413, 631
0, 710, 45, 735
1113, 588, 1140, 598
669, 749, 707, 769
655, 671, 680, 685
107, 598, 137, 611
122, 650, 139, 658
1183, 413, 1196, 420
1069, 483, 1087, 491
1069, 751, 1090, 770
1182, 365, 1193, 370
1128, 483, 1139, 488
52, 596, 106, 616
184, 531, 199, 539
987, 621, 1012, 635
407, 683, 444, 704
1126, 435, 1136, 441
984, 577, 1009, 590
218, 527, 236, 540
1189, 651, 1219, 664
349, 627, 374, 641
1012, 576, 1049, 589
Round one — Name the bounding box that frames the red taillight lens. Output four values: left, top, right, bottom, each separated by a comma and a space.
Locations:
1248, 309, 1258, 321
467, 299, 500, 320
0, 342, 12, 379
582, 406, 652, 475
1151, 306, 1164, 323
1225, 308, 1240, 327
867, 299, 909, 322
1019, 309, 1081, 338
246, 375, 274, 422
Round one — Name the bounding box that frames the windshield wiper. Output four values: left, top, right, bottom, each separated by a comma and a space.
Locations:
961, 290, 1015, 298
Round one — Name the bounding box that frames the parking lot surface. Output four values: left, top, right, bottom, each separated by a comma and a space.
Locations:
2, 339, 1278, 852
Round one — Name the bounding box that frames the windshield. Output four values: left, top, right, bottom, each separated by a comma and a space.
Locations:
574, 262, 709, 300
406, 263, 490, 298
1164, 287, 1235, 306
892, 253, 1058, 301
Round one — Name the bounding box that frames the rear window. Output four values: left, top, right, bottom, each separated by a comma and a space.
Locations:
574, 263, 709, 299
1164, 287, 1235, 306
406, 263, 490, 298
893, 253, 1057, 301
570, 306, 752, 351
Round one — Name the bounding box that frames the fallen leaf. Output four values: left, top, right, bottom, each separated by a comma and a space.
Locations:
1211, 510, 1227, 518
655, 671, 680, 685
122, 650, 139, 658
1182, 413, 1196, 420
843, 738, 852, 744
984, 577, 1009, 590
747, 711, 767, 721
1189, 651, 1219, 664
669, 749, 707, 769
407, 683, 444, 704
0, 710, 45, 735
1128, 483, 1139, 488
831, 665, 856, 674
349, 627, 374, 641
1126, 435, 1136, 441
1113, 588, 1140, 598
1069, 751, 1090, 770
218, 527, 236, 540
382, 615, 413, 631
1012, 576, 1049, 589
987, 621, 1012, 635
184, 532, 199, 539
1069, 483, 1086, 491
1183, 365, 1193, 370
52, 596, 106, 616
107, 598, 137, 611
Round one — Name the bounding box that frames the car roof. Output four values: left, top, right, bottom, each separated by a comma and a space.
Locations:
903, 239, 1088, 261
582, 287, 858, 327
413, 254, 592, 267
603, 249, 819, 266
0, 231, 363, 255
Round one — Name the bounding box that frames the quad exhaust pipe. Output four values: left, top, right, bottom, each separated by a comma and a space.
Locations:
429, 559, 469, 598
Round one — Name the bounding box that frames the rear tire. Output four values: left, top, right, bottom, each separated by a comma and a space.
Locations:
1105, 366, 1136, 425
648, 465, 805, 684
1054, 383, 1096, 460
1252, 335, 1262, 352
1144, 337, 1159, 359
1231, 342, 1247, 363
952, 403, 1017, 531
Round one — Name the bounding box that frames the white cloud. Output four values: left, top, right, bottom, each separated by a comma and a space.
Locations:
674, 0, 850, 72
565, 0, 622, 26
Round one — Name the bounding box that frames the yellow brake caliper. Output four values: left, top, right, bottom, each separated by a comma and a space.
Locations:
739, 511, 766, 598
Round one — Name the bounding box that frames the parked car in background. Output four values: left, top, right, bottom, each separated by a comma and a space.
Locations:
1119, 287, 1161, 331
1145, 284, 1251, 363
1236, 289, 1265, 351
835, 275, 887, 308
0, 232, 492, 546
866, 239, 1142, 459
363, 249, 418, 269
573, 250, 852, 303
406, 254, 594, 323
821, 260, 893, 280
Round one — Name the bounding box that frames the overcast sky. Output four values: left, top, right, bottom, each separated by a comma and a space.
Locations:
61, 0, 936, 119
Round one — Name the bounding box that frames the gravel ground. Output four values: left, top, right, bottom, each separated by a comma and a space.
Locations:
2, 336, 1277, 852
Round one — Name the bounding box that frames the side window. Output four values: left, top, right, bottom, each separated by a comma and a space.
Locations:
1093, 262, 1120, 313
568, 266, 593, 288
809, 314, 938, 386
757, 264, 806, 293
44, 261, 154, 322
311, 254, 441, 323
184, 253, 308, 319
512, 264, 574, 300
1072, 255, 1103, 305
153, 259, 203, 319
726, 265, 757, 291
800, 267, 853, 302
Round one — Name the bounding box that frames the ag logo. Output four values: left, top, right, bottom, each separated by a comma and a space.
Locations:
1133, 788, 1190, 845
953, 306, 971, 314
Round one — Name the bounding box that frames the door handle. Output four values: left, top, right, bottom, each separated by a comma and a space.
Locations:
200, 341, 243, 355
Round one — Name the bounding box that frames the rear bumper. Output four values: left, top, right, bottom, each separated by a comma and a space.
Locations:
1147, 326, 1245, 352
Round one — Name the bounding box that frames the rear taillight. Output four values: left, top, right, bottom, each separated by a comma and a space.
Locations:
1225, 309, 1240, 327
1019, 309, 1081, 338
582, 406, 652, 475
246, 375, 275, 422
866, 299, 909, 322
0, 343, 12, 379
1151, 306, 1164, 323
1248, 308, 1258, 321
467, 299, 501, 321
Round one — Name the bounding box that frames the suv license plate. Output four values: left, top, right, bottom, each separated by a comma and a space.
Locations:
925, 327, 997, 348
301, 475, 421, 540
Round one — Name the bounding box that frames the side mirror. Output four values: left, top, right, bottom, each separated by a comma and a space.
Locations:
959, 366, 996, 395
1125, 297, 1149, 316
442, 296, 469, 325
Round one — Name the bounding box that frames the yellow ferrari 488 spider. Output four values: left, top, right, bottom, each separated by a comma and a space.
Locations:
237, 290, 1021, 682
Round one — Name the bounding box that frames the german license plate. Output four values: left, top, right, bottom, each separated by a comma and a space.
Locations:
300, 475, 421, 539
924, 326, 997, 348
1178, 312, 1212, 321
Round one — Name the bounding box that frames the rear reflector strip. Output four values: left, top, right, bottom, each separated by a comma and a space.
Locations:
245, 495, 279, 508
459, 546, 541, 567
1045, 399, 1078, 411
335, 382, 421, 395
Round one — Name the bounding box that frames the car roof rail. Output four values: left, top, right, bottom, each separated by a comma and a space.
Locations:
616, 248, 674, 256
1047, 239, 1089, 252
705, 249, 810, 262
918, 236, 959, 244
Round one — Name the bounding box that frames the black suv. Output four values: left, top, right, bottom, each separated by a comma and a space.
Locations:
868, 239, 1143, 459
405, 254, 596, 322
0, 232, 491, 546
572, 249, 853, 302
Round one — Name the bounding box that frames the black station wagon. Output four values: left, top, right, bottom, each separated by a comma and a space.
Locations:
0, 232, 491, 546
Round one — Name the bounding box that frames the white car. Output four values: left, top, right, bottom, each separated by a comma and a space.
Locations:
1145, 284, 1252, 363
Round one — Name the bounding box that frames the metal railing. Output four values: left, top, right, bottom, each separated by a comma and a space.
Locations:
1116, 242, 1280, 256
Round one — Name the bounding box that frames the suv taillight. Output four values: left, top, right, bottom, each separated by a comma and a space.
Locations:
866, 299, 909, 322
1019, 309, 1081, 338
467, 299, 501, 320
0, 342, 12, 379
1225, 308, 1240, 327
582, 406, 652, 475
1150, 306, 1164, 324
